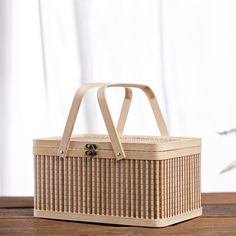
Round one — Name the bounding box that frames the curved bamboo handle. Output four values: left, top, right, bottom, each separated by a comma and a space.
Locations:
58, 83, 132, 158
97, 83, 169, 160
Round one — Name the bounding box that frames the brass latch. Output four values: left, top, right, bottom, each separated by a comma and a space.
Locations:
85, 144, 97, 157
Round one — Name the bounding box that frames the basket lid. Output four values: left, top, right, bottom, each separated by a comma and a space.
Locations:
33, 134, 201, 160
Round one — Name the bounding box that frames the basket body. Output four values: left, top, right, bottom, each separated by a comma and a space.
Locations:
34, 135, 202, 227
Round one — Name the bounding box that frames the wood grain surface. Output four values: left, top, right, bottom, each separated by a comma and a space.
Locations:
0, 193, 236, 235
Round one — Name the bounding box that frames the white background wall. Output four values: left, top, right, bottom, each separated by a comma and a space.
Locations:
161, 0, 236, 191
0, 0, 236, 195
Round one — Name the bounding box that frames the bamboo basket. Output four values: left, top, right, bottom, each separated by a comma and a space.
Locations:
33, 83, 202, 227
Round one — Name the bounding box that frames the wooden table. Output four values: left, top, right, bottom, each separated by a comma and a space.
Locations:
0, 193, 236, 235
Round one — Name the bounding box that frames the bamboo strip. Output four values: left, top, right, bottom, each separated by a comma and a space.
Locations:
90, 157, 93, 214
154, 161, 159, 219
180, 157, 183, 214
101, 159, 105, 215
118, 160, 121, 217
196, 154, 199, 209
109, 159, 112, 216
198, 154, 201, 209
185, 156, 188, 213
78, 158, 81, 213
106, 159, 109, 215
130, 160, 134, 218
189, 156, 191, 211
164, 160, 167, 218
140, 160, 144, 218
174, 158, 177, 216
93, 158, 97, 214
34, 156, 37, 209
188, 155, 190, 212
177, 158, 179, 215
195, 154, 197, 209
63, 158, 68, 212
135, 160, 139, 218
68, 158, 71, 212
91, 158, 95, 214
86, 158, 90, 214
133, 160, 137, 218
125, 160, 128, 217
173, 158, 175, 216
36, 156, 40, 210
167, 159, 170, 218
182, 157, 185, 214
54, 157, 58, 212
73, 157, 77, 213
59, 157, 63, 212
49, 156, 54, 211
145, 160, 148, 219
110, 159, 114, 216
85, 157, 88, 214
150, 161, 154, 219
159, 161, 162, 218
190, 156, 193, 211
193, 155, 196, 210
113, 159, 117, 216
105, 159, 108, 215
80, 157, 84, 213
169, 159, 173, 217
41, 155, 45, 211
120, 161, 123, 217
138, 160, 140, 219
97, 158, 101, 215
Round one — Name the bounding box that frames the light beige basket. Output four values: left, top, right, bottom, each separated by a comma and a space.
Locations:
33, 83, 202, 227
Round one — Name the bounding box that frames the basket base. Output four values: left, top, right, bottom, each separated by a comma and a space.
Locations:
34, 208, 202, 227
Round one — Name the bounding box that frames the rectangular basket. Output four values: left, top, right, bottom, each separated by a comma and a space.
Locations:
33, 83, 202, 227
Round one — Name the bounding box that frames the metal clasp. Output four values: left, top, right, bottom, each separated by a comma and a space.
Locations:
85, 144, 97, 157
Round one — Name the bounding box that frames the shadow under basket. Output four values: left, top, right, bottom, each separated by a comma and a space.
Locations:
33, 134, 202, 227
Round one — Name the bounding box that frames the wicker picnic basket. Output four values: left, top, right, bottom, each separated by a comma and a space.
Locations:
33, 83, 202, 227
